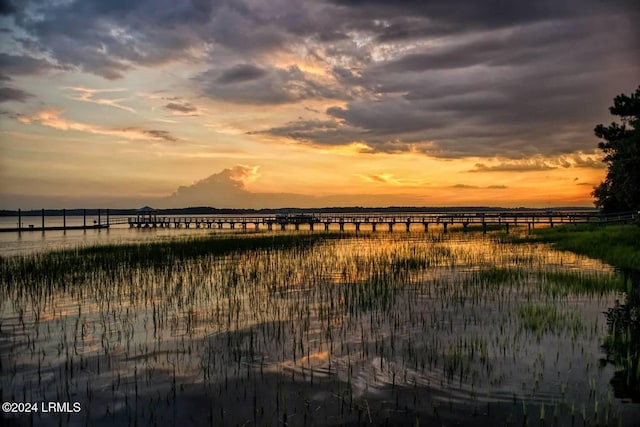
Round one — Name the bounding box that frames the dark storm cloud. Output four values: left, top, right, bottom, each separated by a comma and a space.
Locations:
0, 86, 32, 102
0, 53, 58, 80
247, 1, 638, 158
6, 0, 640, 159
249, 119, 362, 145
216, 64, 268, 84
328, 0, 617, 29
10, 0, 215, 79
0, 0, 16, 15
200, 64, 347, 105
297, 11, 638, 158
379, 21, 592, 73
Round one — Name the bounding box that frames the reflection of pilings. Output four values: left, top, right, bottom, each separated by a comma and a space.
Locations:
505, 223, 510, 234
310, 222, 314, 231
355, 223, 360, 232
423, 222, 428, 232
281, 224, 286, 231
63, 208, 66, 230
18, 208, 21, 231
41, 208, 44, 229
339, 221, 344, 231
388, 223, 393, 232
443, 223, 448, 233
84, 209, 86, 227
372, 222, 377, 232
406, 221, 410, 232
324, 223, 329, 231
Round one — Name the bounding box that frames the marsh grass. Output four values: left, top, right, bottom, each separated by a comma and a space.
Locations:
469, 267, 626, 295
0, 230, 637, 426
0, 232, 345, 290
517, 304, 583, 339
507, 224, 640, 271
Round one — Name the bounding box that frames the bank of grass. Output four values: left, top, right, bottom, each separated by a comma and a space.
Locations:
512, 224, 640, 272
0, 232, 351, 287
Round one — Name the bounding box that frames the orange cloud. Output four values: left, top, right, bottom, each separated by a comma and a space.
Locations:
64, 86, 136, 113
17, 109, 176, 142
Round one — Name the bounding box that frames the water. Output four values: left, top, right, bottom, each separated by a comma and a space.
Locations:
1, 231, 638, 426
0, 216, 239, 256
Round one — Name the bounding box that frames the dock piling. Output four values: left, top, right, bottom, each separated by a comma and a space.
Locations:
6, 210, 628, 234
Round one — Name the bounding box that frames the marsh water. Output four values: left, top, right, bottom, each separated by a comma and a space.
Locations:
1, 230, 639, 426
0, 215, 236, 256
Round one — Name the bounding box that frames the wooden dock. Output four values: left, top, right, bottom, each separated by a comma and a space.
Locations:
2, 209, 637, 234
118, 211, 638, 233
0, 208, 110, 233
0, 224, 109, 233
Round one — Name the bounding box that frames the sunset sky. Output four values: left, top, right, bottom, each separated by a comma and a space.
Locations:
0, 0, 638, 209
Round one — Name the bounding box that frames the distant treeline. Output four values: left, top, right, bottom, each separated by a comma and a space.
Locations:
0, 206, 597, 217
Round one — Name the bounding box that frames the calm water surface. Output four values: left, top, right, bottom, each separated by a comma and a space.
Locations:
1, 230, 638, 426
0, 216, 236, 256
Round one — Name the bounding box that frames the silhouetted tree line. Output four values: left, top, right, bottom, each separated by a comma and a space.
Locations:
593, 86, 640, 212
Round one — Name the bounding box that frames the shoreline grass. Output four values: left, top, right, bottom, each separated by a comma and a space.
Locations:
508, 224, 640, 272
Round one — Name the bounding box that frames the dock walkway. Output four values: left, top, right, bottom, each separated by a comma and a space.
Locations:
120, 211, 638, 233
2, 210, 636, 233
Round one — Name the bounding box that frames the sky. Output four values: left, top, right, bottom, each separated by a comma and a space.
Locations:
0, 0, 638, 209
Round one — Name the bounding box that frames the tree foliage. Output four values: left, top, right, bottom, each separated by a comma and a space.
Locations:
592, 86, 640, 212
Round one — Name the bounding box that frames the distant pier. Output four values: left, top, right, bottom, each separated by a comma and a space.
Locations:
1, 209, 637, 234
0, 208, 110, 233
118, 210, 637, 234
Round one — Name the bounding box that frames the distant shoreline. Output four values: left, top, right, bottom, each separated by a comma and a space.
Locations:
0, 206, 598, 217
